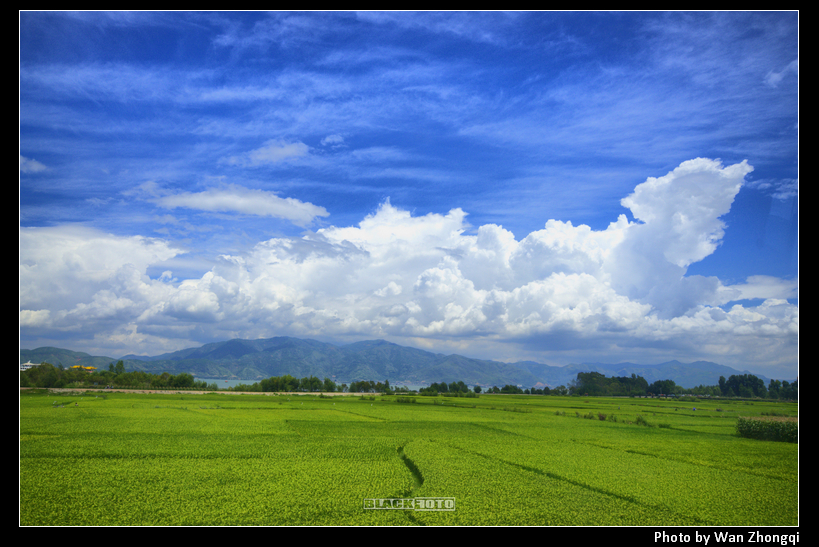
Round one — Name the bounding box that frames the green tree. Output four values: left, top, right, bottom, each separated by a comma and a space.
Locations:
722, 374, 767, 398
648, 379, 677, 395
170, 373, 195, 388
21, 362, 61, 388
151, 372, 172, 388
575, 372, 607, 395
779, 380, 798, 400
447, 380, 468, 393
323, 377, 337, 393
768, 379, 781, 399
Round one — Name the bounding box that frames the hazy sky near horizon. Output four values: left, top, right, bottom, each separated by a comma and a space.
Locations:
20, 11, 798, 379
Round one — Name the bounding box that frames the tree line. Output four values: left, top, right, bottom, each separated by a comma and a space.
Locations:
567, 371, 796, 400
21, 361, 797, 400
228, 376, 410, 394
19, 361, 219, 391
718, 374, 797, 399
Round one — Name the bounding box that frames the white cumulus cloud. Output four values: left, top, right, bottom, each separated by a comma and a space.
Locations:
19, 159, 797, 372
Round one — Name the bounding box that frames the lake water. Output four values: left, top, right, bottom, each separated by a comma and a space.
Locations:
195, 378, 431, 392
195, 378, 259, 390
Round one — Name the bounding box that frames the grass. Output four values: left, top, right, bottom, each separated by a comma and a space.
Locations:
20, 389, 798, 526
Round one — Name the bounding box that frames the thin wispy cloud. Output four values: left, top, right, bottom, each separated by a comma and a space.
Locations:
224, 140, 311, 167
765, 59, 799, 88
151, 184, 329, 226
20, 155, 47, 173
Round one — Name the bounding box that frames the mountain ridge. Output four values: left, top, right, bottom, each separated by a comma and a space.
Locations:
20, 337, 779, 388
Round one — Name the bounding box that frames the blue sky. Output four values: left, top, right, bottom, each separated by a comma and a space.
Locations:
19, 11, 798, 380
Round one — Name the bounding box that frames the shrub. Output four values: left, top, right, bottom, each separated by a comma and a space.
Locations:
736, 417, 798, 443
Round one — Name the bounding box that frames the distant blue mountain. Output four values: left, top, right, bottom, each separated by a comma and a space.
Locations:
21, 337, 776, 388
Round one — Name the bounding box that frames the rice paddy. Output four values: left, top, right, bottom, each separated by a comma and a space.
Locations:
19, 389, 798, 526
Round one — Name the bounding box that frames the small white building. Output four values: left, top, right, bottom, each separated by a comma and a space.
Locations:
20, 361, 39, 371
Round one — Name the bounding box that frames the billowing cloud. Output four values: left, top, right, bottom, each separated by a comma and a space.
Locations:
606, 158, 753, 317
19, 159, 797, 372
20, 225, 181, 329
619, 158, 751, 268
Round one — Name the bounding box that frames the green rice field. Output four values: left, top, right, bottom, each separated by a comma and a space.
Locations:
19, 389, 798, 526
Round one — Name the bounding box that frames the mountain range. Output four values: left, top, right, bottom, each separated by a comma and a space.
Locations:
20, 336, 773, 388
